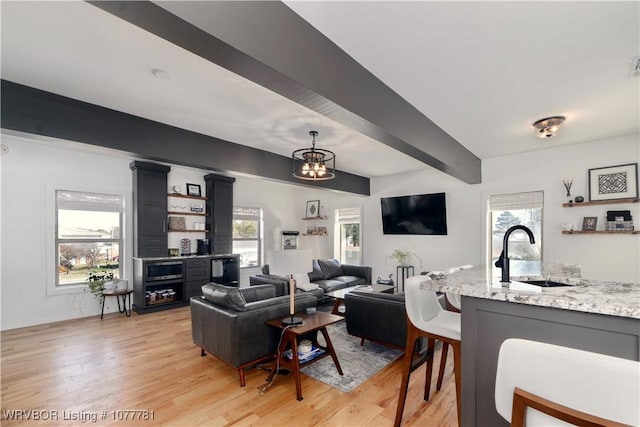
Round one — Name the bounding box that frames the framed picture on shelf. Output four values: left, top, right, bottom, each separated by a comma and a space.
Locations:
588, 163, 638, 201
186, 183, 201, 197
581, 216, 598, 231
305, 200, 320, 218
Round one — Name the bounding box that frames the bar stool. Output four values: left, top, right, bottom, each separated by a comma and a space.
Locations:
394, 276, 461, 427
496, 339, 640, 426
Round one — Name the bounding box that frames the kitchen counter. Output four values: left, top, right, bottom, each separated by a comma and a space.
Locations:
133, 254, 238, 261
420, 264, 639, 319
419, 264, 640, 426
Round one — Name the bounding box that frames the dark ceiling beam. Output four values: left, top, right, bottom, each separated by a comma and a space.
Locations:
89, 0, 481, 184
0, 80, 370, 195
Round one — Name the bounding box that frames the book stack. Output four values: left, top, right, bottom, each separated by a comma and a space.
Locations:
283, 346, 325, 363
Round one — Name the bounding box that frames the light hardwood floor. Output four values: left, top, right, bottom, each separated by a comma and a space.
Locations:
1, 306, 457, 426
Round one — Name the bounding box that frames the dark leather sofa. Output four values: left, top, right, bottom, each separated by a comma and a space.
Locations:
343, 290, 444, 350
190, 283, 317, 386
250, 258, 372, 303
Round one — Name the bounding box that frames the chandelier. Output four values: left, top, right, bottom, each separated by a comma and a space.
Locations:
292, 131, 335, 181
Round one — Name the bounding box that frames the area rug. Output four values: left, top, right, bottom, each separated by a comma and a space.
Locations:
300, 320, 403, 393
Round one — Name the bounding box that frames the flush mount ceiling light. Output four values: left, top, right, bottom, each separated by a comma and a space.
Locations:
532, 116, 566, 139
292, 131, 335, 181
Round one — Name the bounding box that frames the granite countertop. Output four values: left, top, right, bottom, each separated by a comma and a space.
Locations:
420, 264, 640, 319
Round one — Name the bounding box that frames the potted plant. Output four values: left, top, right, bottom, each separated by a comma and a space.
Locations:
388, 249, 420, 267
85, 270, 115, 298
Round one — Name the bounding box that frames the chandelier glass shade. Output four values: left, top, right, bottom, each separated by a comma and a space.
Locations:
292, 131, 335, 181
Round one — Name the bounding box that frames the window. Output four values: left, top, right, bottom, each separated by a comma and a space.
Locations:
56, 190, 123, 287
232, 207, 262, 268
334, 207, 361, 265
488, 191, 543, 274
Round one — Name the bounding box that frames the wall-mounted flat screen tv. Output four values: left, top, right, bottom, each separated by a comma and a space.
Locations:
381, 192, 448, 235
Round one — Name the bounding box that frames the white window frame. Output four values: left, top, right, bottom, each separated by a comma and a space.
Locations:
334, 207, 362, 265
232, 207, 263, 269
46, 184, 126, 296
487, 191, 544, 274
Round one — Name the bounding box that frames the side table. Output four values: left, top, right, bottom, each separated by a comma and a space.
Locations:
396, 265, 415, 292
265, 311, 343, 400
101, 289, 133, 319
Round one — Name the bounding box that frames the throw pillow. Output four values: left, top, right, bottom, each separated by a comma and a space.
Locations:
318, 259, 343, 279
308, 259, 325, 281
201, 283, 246, 310
297, 282, 319, 291
293, 272, 317, 292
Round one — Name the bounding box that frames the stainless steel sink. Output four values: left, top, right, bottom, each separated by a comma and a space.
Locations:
520, 280, 572, 288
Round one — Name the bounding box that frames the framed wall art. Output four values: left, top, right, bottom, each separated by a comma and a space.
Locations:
305, 200, 320, 218
186, 183, 201, 197
581, 216, 598, 232
588, 163, 638, 201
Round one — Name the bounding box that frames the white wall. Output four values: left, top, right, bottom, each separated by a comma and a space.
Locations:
360, 168, 482, 282
1, 134, 135, 330
2, 131, 638, 330
481, 133, 640, 283
333, 132, 639, 284
0, 133, 358, 330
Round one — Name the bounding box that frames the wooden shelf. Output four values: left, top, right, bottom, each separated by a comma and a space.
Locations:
562, 197, 639, 207
302, 216, 328, 220
167, 211, 206, 216
562, 230, 638, 235
168, 193, 208, 201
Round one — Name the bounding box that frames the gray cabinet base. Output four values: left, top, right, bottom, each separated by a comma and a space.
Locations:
461, 296, 639, 427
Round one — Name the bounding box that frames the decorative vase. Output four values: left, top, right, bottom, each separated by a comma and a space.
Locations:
115, 279, 129, 291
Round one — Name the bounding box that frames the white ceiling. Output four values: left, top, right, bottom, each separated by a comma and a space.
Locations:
1, 1, 638, 179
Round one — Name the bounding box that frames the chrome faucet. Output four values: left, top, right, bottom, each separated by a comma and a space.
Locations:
495, 225, 536, 283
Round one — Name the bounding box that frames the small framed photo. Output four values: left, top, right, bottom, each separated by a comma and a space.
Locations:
588, 163, 638, 201
581, 217, 598, 231
186, 183, 201, 197
305, 200, 320, 218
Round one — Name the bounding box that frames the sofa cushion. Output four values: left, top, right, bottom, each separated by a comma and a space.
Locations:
314, 279, 350, 294
293, 272, 310, 287
201, 283, 246, 310
308, 259, 324, 281
318, 259, 344, 279
240, 284, 276, 303
332, 275, 367, 286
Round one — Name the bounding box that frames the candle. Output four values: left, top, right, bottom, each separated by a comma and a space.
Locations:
289, 274, 295, 315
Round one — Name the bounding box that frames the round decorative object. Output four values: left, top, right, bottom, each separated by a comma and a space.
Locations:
574, 196, 584, 203
173, 185, 182, 194
298, 339, 313, 354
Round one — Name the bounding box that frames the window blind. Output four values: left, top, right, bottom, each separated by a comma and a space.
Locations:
488, 191, 543, 211
56, 190, 122, 212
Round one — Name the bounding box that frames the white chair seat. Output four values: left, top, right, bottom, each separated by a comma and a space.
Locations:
412, 309, 460, 341
496, 338, 640, 426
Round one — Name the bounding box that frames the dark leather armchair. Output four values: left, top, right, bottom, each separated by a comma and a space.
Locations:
343, 290, 444, 351
190, 283, 317, 386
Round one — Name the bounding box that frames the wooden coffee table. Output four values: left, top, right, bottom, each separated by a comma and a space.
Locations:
326, 284, 395, 316
265, 311, 343, 400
